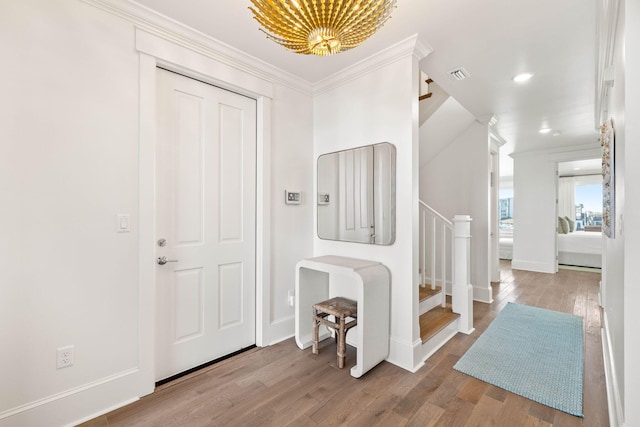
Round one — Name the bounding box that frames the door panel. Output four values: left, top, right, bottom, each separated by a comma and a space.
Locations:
219, 104, 244, 242
338, 146, 374, 243
155, 68, 256, 381
174, 268, 204, 342
219, 262, 243, 328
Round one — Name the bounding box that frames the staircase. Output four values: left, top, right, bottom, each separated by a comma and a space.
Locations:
418, 72, 450, 127
418, 201, 474, 362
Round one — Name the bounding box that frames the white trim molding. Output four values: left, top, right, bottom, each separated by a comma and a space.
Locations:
80, 0, 312, 96
266, 316, 295, 346
313, 34, 433, 95
509, 143, 602, 160
511, 259, 556, 274
0, 369, 140, 426
135, 29, 274, 390
602, 312, 624, 427
595, 0, 621, 126
387, 336, 424, 373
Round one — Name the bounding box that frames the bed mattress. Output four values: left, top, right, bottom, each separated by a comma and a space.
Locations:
557, 231, 602, 268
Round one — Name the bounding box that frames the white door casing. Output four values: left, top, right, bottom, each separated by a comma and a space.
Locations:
155, 68, 256, 381
490, 151, 500, 282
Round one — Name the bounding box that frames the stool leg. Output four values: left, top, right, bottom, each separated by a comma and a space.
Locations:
312, 312, 319, 355
337, 316, 346, 369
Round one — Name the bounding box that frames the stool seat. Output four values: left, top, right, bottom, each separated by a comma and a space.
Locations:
312, 297, 358, 369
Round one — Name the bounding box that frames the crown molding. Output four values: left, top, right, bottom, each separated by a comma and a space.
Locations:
478, 115, 507, 147
489, 129, 507, 147
414, 37, 434, 61
80, 0, 313, 97
509, 142, 601, 160
313, 34, 433, 96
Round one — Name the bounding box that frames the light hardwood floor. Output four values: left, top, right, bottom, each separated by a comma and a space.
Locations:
81, 261, 608, 426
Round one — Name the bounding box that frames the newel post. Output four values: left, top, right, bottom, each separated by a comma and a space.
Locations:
452, 215, 475, 334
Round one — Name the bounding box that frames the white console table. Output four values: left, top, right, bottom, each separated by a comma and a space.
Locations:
295, 255, 390, 378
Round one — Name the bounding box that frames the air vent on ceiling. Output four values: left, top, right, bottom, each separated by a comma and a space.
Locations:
448, 67, 470, 81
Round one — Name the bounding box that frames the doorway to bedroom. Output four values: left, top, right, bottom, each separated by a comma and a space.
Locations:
498, 152, 514, 265
556, 159, 603, 270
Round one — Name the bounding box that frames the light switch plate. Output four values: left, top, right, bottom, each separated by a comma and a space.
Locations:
117, 214, 130, 233
285, 190, 301, 205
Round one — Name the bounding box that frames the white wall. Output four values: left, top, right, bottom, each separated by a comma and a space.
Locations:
599, 0, 640, 425
268, 84, 314, 339
511, 151, 558, 273
510, 145, 601, 275
0, 1, 313, 425
419, 97, 476, 167
313, 37, 427, 372
420, 121, 493, 302
0, 2, 142, 424
621, 1, 640, 421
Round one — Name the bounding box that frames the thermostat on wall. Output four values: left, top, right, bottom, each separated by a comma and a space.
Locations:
285, 190, 301, 205
318, 193, 330, 205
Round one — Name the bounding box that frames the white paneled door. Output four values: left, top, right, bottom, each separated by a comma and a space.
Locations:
155, 68, 256, 381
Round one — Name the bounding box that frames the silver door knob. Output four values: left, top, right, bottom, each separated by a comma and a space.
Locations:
157, 256, 179, 265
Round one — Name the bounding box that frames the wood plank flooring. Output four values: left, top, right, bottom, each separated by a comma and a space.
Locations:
81, 260, 608, 426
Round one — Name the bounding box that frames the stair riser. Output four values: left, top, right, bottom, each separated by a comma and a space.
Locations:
419, 292, 443, 316
420, 318, 459, 361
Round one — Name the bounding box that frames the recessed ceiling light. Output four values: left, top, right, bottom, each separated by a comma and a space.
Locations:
574, 167, 581, 170
513, 73, 534, 83
539, 128, 552, 134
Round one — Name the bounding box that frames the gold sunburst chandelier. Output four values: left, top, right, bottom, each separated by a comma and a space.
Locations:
248, 0, 397, 56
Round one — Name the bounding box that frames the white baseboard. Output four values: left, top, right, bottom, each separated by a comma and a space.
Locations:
511, 259, 556, 273
473, 285, 493, 303
602, 313, 624, 427
266, 315, 295, 346
387, 336, 421, 373
66, 397, 139, 427
0, 368, 145, 427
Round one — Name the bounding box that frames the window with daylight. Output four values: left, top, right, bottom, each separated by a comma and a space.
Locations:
574, 178, 602, 231
499, 187, 514, 236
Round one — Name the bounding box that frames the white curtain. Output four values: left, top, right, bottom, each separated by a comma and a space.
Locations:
558, 177, 576, 221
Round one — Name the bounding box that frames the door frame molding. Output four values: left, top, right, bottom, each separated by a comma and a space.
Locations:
136, 28, 273, 393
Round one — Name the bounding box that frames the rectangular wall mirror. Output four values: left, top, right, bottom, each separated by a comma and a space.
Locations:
317, 142, 396, 245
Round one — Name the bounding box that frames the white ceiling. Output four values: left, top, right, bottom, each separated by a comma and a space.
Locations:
135, 0, 600, 176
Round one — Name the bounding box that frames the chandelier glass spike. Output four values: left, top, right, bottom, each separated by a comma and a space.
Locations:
249, 0, 397, 56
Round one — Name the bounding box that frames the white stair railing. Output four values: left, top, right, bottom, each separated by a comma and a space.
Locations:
452, 215, 475, 334
419, 201, 453, 308
419, 202, 474, 335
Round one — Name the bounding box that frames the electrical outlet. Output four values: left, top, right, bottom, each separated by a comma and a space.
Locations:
56, 345, 74, 369
287, 289, 295, 307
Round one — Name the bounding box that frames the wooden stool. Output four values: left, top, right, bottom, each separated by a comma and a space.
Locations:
312, 297, 358, 369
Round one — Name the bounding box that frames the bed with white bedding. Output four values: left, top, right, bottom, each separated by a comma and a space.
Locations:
557, 230, 602, 268
499, 236, 513, 260
499, 231, 602, 268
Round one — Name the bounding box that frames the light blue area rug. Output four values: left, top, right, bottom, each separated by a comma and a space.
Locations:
454, 302, 584, 417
